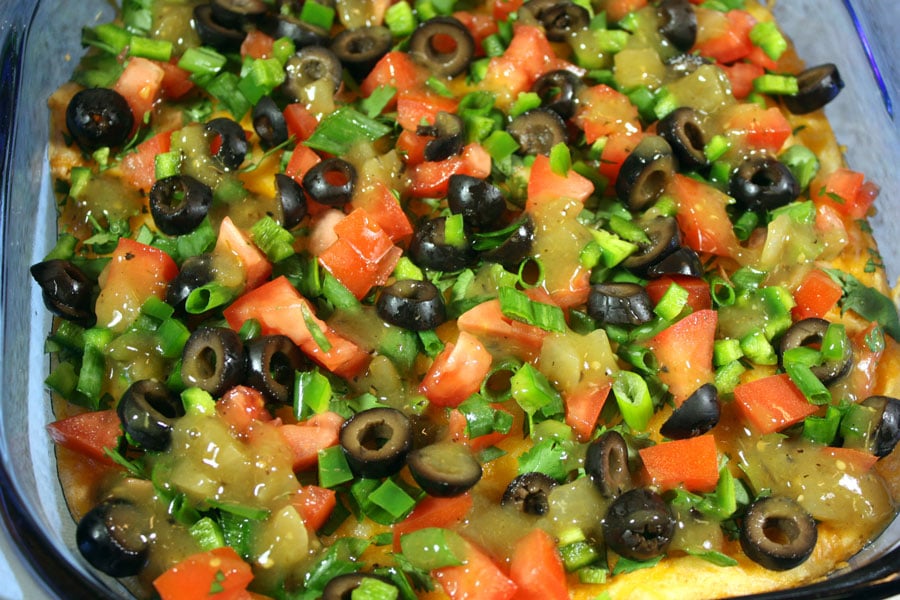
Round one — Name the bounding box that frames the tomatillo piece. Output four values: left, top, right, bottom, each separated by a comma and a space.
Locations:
407, 442, 483, 497
245, 335, 306, 403
30, 259, 96, 327
502, 472, 558, 516
181, 327, 246, 397
585, 430, 633, 498
602, 488, 675, 561
76, 499, 149, 577
376, 279, 447, 331
660, 383, 720, 439
116, 380, 185, 452
340, 407, 413, 478
149, 175, 214, 236
65, 88, 134, 152
740, 495, 817, 571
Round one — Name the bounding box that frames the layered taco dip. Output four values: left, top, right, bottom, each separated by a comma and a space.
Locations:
32, 0, 900, 598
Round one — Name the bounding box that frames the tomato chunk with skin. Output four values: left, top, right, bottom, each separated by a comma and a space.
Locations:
646, 275, 712, 312
120, 130, 172, 192
224, 276, 318, 346
153, 547, 253, 600
647, 309, 717, 406
392, 493, 474, 551
526, 153, 594, 211
456, 299, 548, 360
565, 380, 612, 442
733, 373, 818, 434
114, 57, 165, 126
639, 433, 720, 493
278, 411, 344, 471
420, 331, 493, 407
46, 409, 121, 465
669, 174, 740, 258
434, 541, 518, 600
292, 485, 337, 531
509, 529, 568, 600
215, 216, 272, 291
792, 268, 842, 320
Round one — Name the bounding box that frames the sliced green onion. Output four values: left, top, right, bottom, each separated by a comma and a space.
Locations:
578, 567, 608, 584
385, 0, 417, 37
626, 86, 657, 122
250, 215, 295, 262
205, 499, 270, 521
85, 23, 132, 54
511, 363, 564, 422
178, 46, 227, 76
426, 76, 455, 98
128, 36, 172, 61
618, 344, 658, 374
821, 323, 849, 363
306, 106, 392, 155
189, 517, 225, 551
182, 387, 216, 416
140, 296, 175, 321
157, 318, 190, 358
753, 74, 798, 96
480, 360, 520, 402
399, 528, 467, 570
238, 318, 262, 341
203, 72, 251, 120
499, 287, 566, 332
360, 84, 397, 119
300, 303, 332, 352
418, 330, 445, 358
482, 33, 506, 57
732, 210, 759, 241
653, 282, 689, 321
784, 362, 830, 405
185, 283, 236, 314
318, 445, 354, 488
294, 370, 332, 420
803, 404, 843, 445
299, 0, 335, 29
370, 479, 417, 519
779, 145, 819, 190
749, 21, 787, 60
238, 57, 286, 105
322, 273, 361, 312
612, 370, 653, 432
444, 213, 467, 247
708, 160, 732, 189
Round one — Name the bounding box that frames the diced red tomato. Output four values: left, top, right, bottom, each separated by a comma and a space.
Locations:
392, 493, 473, 551
396, 90, 459, 132
792, 268, 842, 320
604, 0, 649, 22
434, 541, 518, 600
284, 144, 321, 182
547, 268, 592, 310
420, 331, 493, 407
95, 238, 178, 330
456, 299, 549, 360
721, 104, 792, 154
575, 85, 641, 144
720, 61, 764, 99
564, 380, 612, 442
482, 26, 574, 99
598, 132, 643, 185
646, 275, 712, 312
120, 130, 172, 192
810, 168, 878, 220
647, 309, 717, 406
350, 182, 413, 243
409, 144, 491, 198
822, 446, 879, 473
318, 207, 402, 298
216, 386, 272, 436
746, 45, 779, 71
157, 61, 194, 100
453, 11, 499, 56
300, 328, 371, 379
284, 104, 319, 143
669, 173, 740, 258
639, 433, 720, 493
447, 407, 511, 451
46, 410, 121, 465
733, 373, 818, 434
492, 0, 524, 21
510, 530, 567, 600
292, 485, 337, 531
215, 216, 272, 291
114, 57, 165, 125
694, 9, 755, 64
360, 51, 424, 104
240, 29, 274, 59
153, 547, 253, 600
526, 154, 594, 211
278, 411, 344, 471
396, 129, 430, 166
224, 276, 318, 346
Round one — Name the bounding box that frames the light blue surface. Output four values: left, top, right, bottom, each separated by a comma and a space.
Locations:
0, 1, 898, 599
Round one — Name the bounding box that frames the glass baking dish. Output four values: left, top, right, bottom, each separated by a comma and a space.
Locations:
1, 0, 898, 598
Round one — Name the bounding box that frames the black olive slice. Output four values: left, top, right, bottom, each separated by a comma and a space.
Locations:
330, 26, 393, 82
585, 430, 632, 498
447, 174, 506, 229
65, 88, 134, 152
418, 112, 465, 162
646, 246, 704, 278
245, 335, 307, 403
252, 96, 289, 150
502, 472, 558, 516
116, 380, 184, 452
616, 135, 676, 211
210, 0, 268, 29
206, 117, 249, 171
149, 175, 214, 236
656, 107, 708, 171
657, 0, 697, 52
520, 0, 589, 41
76, 499, 149, 578
740, 495, 817, 571
531, 69, 582, 119
408, 442, 483, 496
660, 383, 720, 439
323, 573, 397, 600
275, 173, 308, 229
779, 318, 852, 385
282, 46, 344, 102
181, 327, 247, 397
622, 217, 681, 277
481, 217, 535, 270
258, 13, 329, 49
376, 279, 447, 331
302, 158, 357, 207
408, 17, 475, 78
587, 282, 654, 326
860, 396, 900, 458
408, 217, 476, 272
30, 259, 96, 327
340, 407, 412, 478
783, 63, 844, 115
508, 108, 568, 156
730, 155, 800, 212
193, 4, 247, 52
166, 253, 215, 313
602, 488, 675, 560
